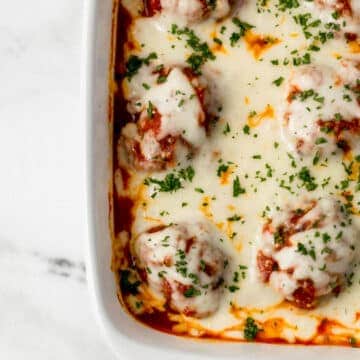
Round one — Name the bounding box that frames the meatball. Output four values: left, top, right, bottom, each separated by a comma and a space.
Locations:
257, 197, 357, 309
307, 0, 356, 17
144, 0, 233, 22
282, 63, 360, 156
134, 222, 227, 318
120, 65, 220, 170
304, 0, 360, 34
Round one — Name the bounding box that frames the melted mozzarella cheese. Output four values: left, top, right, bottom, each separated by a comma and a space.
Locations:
124, 65, 158, 114
161, 0, 203, 22
115, 0, 360, 343
353, 1, 360, 17
124, 66, 206, 147
160, 0, 231, 22
140, 131, 162, 160
142, 68, 206, 146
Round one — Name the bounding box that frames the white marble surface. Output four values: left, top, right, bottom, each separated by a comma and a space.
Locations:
0, 1, 115, 358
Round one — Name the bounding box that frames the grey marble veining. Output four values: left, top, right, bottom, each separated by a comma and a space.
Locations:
0, 1, 115, 358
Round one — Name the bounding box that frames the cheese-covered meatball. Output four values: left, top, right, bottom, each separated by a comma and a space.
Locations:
304, 0, 360, 34
282, 62, 360, 156
145, 0, 233, 22
257, 197, 357, 309
307, 0, 358, 17
120, 65, 220, 170
134, 223, 227, 318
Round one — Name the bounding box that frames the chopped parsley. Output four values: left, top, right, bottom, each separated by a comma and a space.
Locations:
349, 337, 357, 347
125, 52, 158, 80
171, 24, 215, 74
144, 166, 195, 193
273, 76, 284, 87
195, 187, 205, 193
313, 150, 321, 165
183, 286, 201, 298
243, 124, 251, 135
145, 173, 182, 193
244, 317, 261, 341
120, 270, 141, 295
213, 37, 223, 45
274, 228, 285, 246
296, 242, 316, 261
227, 214, 242, 222
157, 74, 168, 84
228, 285, 240, 293
217, 164, 229, 177
223, 122, 231, 135
298, 167, 318, 191
175, 249, 187, 277
147, 101, 154, 118
230, 18, 254, 47
233, 176, 246, 197
277, 0, 299, 11
315, 137, 328, 145
178, 166, 195, 182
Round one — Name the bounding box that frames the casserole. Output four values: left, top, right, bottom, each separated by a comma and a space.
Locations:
84, 0, 359, 358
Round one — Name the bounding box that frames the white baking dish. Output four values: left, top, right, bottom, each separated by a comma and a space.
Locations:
83, 1, 358, 358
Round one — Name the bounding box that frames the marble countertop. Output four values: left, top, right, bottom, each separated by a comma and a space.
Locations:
0, 1, 115, 358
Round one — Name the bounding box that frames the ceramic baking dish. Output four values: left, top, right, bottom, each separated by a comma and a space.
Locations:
83, 0, 358, 358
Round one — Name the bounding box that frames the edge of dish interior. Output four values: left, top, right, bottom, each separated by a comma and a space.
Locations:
83, 0, 359, 358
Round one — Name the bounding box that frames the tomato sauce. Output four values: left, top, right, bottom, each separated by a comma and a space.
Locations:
114, 196, 134, 234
